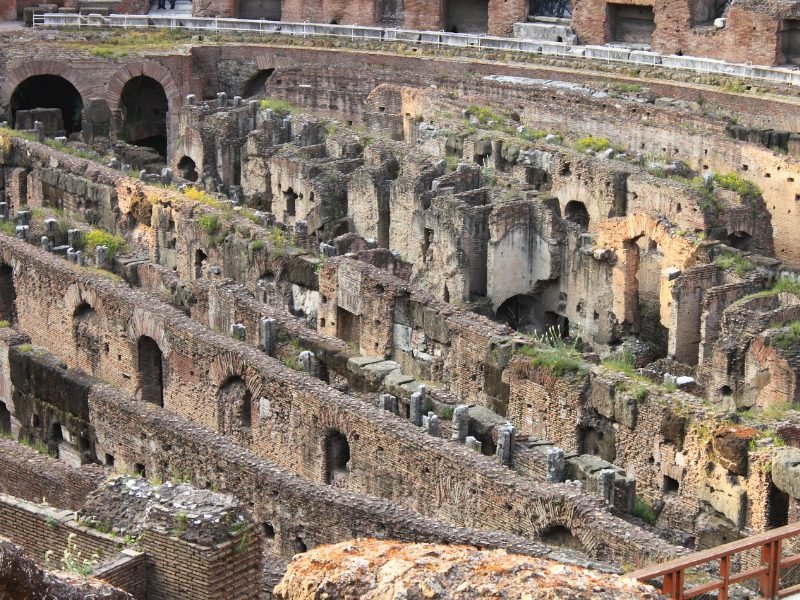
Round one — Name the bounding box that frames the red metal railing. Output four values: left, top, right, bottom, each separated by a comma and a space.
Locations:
629, 521, 800, 600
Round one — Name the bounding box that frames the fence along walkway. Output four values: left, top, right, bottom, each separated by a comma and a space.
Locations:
629, 521, 800, 599
34, 13, 800, 88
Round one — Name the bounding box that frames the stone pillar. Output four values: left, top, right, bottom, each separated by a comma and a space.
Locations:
217, 92, 227, 108
465, 436, 482, 453
67, 229, 82, 249
319, 242, 337, 257
495, 424, 515, 466
230, 323, 246, 342
546, 447, 565, 483
380, 393, 398, 415
34, 121, 44, 142
15, 225, 28, 240
423, 412, 440, 437
75, 250, 85, 266
161, 168, 173, 186
16, 210, 30, 225
260, 318, 277, 356
298, 350, 319, 378
0, 203, 9, 220
233, 96, 243, 108
186, 94, 197, 105
451, 405, 469, 442
409, 392, 423, 426
598, 468, 616, 506
44, 218, 57, 237
66, 248, 77, 263
95, 245, 110, 269
40, 236, 49, 251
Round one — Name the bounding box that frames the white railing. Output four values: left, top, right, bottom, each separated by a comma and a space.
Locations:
35, 13, 800, 87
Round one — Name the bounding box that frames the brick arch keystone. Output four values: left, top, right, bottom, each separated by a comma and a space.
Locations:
104, 62, 182, 115
2, 61, 94, 108
210, 351, 267, 399
63, 283, 108, 323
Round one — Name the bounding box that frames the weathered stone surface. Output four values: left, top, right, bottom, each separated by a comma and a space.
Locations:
712, 425, 758, 476
273, 539, 662, 599
773, 448, 800, 500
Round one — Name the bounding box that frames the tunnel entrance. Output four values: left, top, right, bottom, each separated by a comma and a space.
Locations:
137, 336, 164, 407
564, 200, 590, 230
727, 231, 754, 252
119, 76, 169, 158
781, 19, 800, 65
177, 156, 199, 182
445, 0, 488, 33
242, 69, 275, 98
0, 264, 17, 325
10, 75, 84, 135
0, 401, 10, 435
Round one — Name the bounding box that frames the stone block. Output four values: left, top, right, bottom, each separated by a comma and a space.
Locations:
773, 448, 800, 500
613, 393, 638, 429
392, 324, 412, 352
589, 378, 615, 419
712, 425, 758, 476
660, 411, 686, 451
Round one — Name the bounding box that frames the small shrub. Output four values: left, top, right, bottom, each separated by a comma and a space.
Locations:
84, 229, 127, 258
259, 98, 292, 117
714, 252, 754, 278
632, 496, 659, 525
466, 105, 505, 125
45, 514, 59, 532
518, 127, 547, 142
183, 186, 220, 207
603, 349, 636, 375
634, 386, 649, 402
199, 214, 220, 235
174, 511, 188, 534
575, 135, 611, 153
713, 173, 761, 203
250, 240, 265, 252
444, 154, 460, 172
521, 345, 585, 378
768, 321, 800, 351
0, 221, 16, 236
0, 321, 9, 328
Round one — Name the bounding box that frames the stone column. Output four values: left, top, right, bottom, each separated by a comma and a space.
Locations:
298, 350, 319, 378
260, 318, 277, 356
546, 447, 565, 483
495, 424, 515, 466
380, 393, 398, 415
451, 405, 469, 442
598, 468, 616, 506
409, 392, 423, 426
230, 323, 246, 342
423, 412, 440, 437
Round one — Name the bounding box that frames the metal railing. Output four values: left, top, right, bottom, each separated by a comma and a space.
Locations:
630, 521, 800, 600
33, 13, 800, 88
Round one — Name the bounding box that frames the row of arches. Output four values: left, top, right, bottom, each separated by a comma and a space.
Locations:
8, 74, 169, 158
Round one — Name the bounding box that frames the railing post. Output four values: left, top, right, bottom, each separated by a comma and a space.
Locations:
719, 555, 730, 600
760, 539, 782, 599
662, 569, 684, 600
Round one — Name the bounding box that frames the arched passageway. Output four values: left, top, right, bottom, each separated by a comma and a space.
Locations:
727, 230, 754, 252
242, 69, 275, 98
324, 430, 350, 486
564, 200, 590, 230
137, 336, 164, 407
119, 76, 169, 158
218, 376, 253, 431
177, 156, 199, 182
10, 75, 84, 135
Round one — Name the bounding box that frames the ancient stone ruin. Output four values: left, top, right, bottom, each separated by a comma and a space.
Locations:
0, 4, 799, 598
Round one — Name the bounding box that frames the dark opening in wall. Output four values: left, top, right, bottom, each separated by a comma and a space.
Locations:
530, 0, 573, 18
0, 264, 17, 325
177, 156, 198, 182
294, 536, 307, 553
137, 336, 164, 407
376, 0, 404, 26
0, 401, 10, 434
241, 69, 275, 98
781, 19, 800, 65
263, 523, 275, 539
119, 76, 169, 158
539, 525, 585, 553
284, 188, 298, 217
608, 4, 655, 45
49, 422, 63, 459
336, 307, 360, 347
663, 475, 680, 494
422, 228, 434, 262
194, 249, 207, 279
525, 167, 553, 192
496, 294, 537, 333
10, 75, 84, 135
105, 453, 115, 467
564, 200, 590, 230
726, 231, 754, 252
324, 429, 350, 485
134, 463, 146, 477
218, 377, 253, 431
579, 424, 616, 462
238, 0, 280, 21
445, 0, 488, 33
767, 483, 790, 528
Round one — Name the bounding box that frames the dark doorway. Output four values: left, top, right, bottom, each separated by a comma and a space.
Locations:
137, 336, 164, 407
0, 264, 16, 325
608, 4, 655, 45
242, 69, 275, 98
194, 249, 207, 279
727, 231, 754, 252
238, 0, 280, 20
177, 156, 198, 182
218, 376, 253, 431
283, 188, 298, 217
324, 429, 350, 485
10, 75, 84, 135
119, 76, 169, 158
781, 20, 800, 65
540, 525, 585, 553
496, 294, 537, 333
377, 0, 404, 26
336, 307, 360, 346
0, 401, 10, 434
530, 0, 573, 18
445, 0, 488, 33
564, 200, 590, 230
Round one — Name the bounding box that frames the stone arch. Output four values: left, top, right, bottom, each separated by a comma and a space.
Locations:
10, 75, 84, 135
105, 62, 182, 160
596, 213, 699, 336
241, 69, 275, 98
137, 336, 164, 407
3, 61, 94, 121
539, 524, 587, 553
177, 156, 199, 182
126, 308, 171, 358
564, 200, 590, 230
